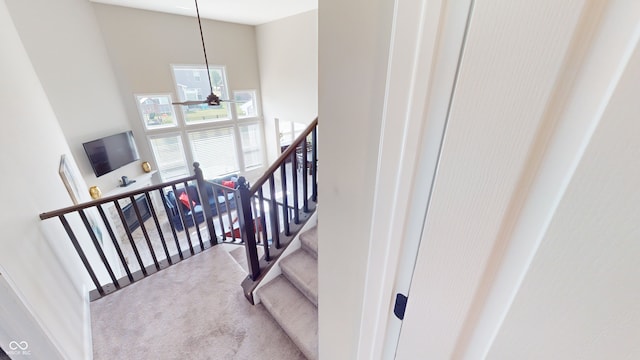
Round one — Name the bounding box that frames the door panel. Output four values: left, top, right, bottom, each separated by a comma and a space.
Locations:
395, 0, 591, 358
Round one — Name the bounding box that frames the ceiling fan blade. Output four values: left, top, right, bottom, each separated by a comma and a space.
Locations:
219, 99, 243, 103
172, 100, 208, 106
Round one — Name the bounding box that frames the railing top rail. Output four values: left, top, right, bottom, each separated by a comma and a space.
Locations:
209, 181, 236, 191
249, 117, 318, 194
39, 174, 197, 220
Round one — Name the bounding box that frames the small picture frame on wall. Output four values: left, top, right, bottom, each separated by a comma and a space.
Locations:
59, 154, 81, 205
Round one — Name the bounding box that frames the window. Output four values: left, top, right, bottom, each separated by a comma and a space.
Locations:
234, 90, 258, 119
239, 123, 263, 170
188, 127, 239, 177
279, 120, 306, 147
136, 94, 177, 130
148, 134, 190, 181
138, 65, 264, 182
173, 65, 231, 123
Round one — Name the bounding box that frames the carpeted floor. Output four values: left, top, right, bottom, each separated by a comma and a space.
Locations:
91, 245, 305, 360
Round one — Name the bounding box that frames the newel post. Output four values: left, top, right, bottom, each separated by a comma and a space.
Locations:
194, 162, 217, 246
236, 176, 261, 280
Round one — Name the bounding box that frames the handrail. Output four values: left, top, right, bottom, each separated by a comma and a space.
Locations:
236, 118, 318, 303
39, 118, 319, 303
38, 163, 220, 300
249, 117, 318, 193
40, 175, 197, 220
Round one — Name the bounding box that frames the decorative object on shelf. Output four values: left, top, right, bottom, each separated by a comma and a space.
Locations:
89, 186, 102, 200
142, 161, 151, 173
59, 154, 81, 205
120, 176, 136, 187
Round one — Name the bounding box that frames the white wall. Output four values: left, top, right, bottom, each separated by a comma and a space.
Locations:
93, 4, 263, 179
5, 1, 264, 195
317, 0, 394, 358
0, 1, 92, 358
5, 0, 135, 195
256, 10, 318, 162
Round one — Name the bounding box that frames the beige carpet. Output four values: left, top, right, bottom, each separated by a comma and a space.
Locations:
257, 226, 319, 360
91, 245, 305, 360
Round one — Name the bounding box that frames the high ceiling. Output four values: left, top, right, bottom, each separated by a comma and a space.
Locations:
90, 0, 317, 26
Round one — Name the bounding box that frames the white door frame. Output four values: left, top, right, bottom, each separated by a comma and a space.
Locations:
359, 0, 640, 358
356, 0, 473, 358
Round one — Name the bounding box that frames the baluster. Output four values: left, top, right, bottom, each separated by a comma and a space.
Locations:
96, 204, 134, 282
59, 215, 104, 296
145, 192, 172, 265
114, 200, 147, 276
212, 185, 226, 241
257, 188, 270, 261
312, 126, 318, 202
79, 209, 119, 288
251, 196, 260, 244
291, 151, 300, 224
280, 162, 291, 236
236, 177, 260, 280
194, 162, 217, 247
159, 188, 183, 260
268, 175, 280, 249
223, 187, 236, 242
173, 184, 195, 256
130, 195, 160, 271
301, 140, 309, 213
183, 181, 204, 252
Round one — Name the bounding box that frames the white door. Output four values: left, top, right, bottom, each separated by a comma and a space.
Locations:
394, 0, 640, 358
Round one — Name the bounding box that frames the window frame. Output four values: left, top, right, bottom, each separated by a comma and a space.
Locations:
135, 93, 179, 131
233, 89, 260, 120
138, 65, 266, 182
146, 131, 191, 181
171, 64, 232, 124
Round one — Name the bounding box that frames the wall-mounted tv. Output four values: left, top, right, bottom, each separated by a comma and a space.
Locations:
83, 131, 140, 177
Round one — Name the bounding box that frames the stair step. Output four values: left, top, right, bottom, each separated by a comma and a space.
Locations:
228, 246, 264, 274
258, 275, 318, 360
300, 226, 318, 259
280, 249, 318, 306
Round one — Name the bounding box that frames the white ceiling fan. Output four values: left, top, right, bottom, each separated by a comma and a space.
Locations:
173, 0, 238, 107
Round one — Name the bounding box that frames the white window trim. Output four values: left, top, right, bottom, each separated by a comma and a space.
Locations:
232, 89, 261, 120
137, 66, 266, 182
171, 64, 232, 124
135, 93, 179, 131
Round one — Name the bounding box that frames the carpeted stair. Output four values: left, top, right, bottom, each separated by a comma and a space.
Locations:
229, 245, 265, 274
257, 226, 318, 360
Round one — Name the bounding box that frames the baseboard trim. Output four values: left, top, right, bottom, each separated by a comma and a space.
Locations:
83, 284, 94, 359
0, 265, 65, 359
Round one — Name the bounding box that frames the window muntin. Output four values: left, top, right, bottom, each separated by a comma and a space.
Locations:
139, 65, 263, 182
173, 65, 231, 123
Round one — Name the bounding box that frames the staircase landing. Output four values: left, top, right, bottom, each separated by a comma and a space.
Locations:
90, 245, 305, 360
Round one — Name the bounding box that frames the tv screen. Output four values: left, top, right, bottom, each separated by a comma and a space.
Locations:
83, 131, 140, 177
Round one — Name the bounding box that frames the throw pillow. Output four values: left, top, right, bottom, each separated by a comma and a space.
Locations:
222, 180, 235, 188
178, 192, 196, 209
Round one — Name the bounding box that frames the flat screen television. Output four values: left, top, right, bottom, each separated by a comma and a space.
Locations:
83, 131, 140, 177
